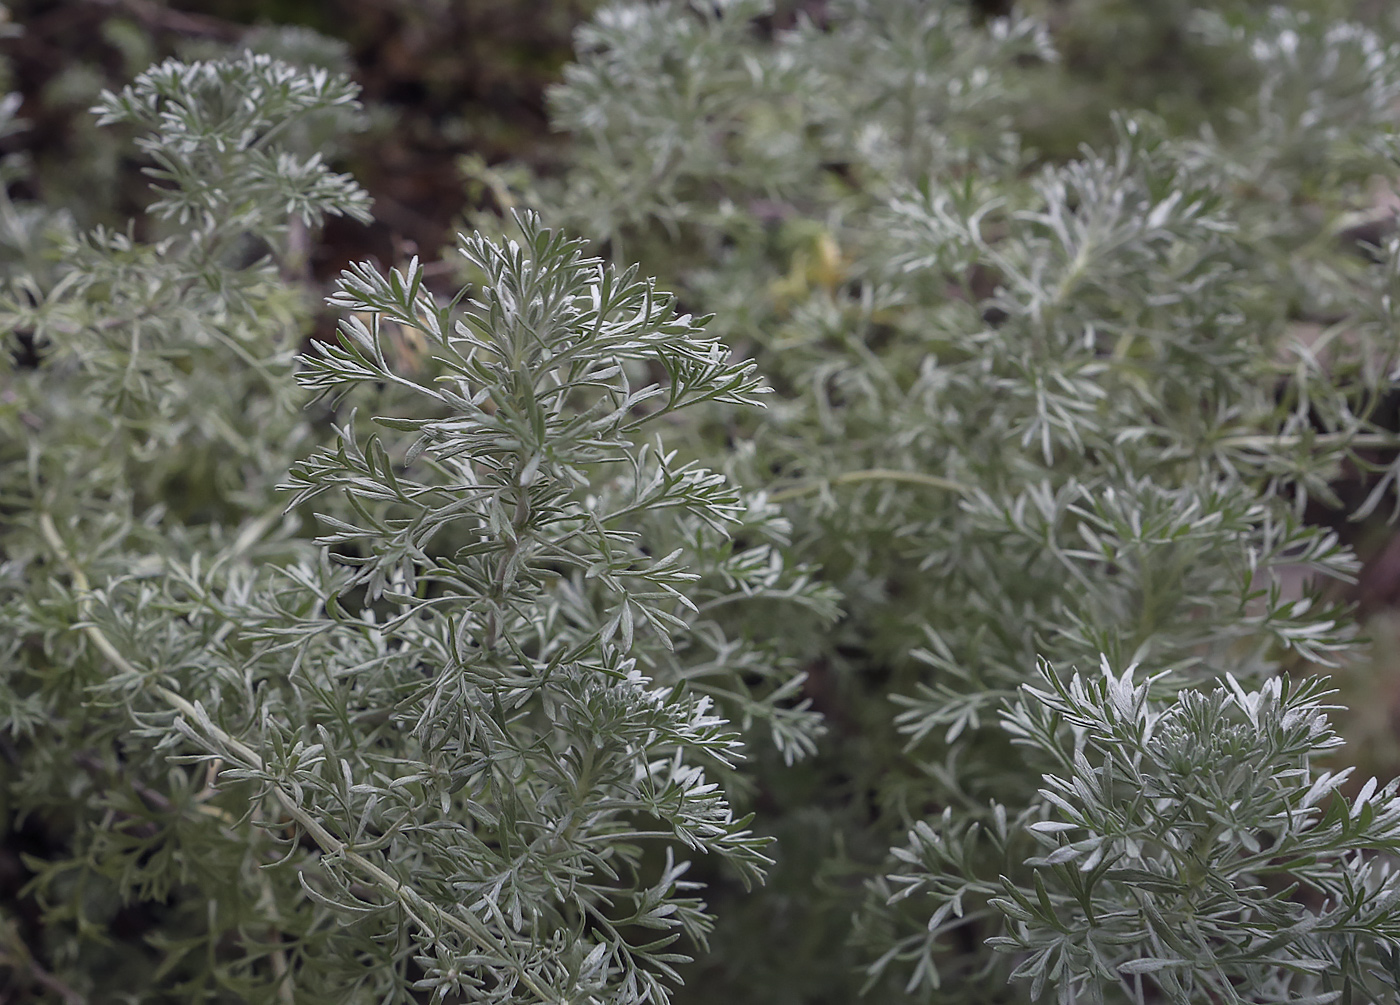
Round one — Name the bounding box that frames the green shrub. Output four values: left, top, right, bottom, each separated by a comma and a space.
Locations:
521, 1, 1400, 1002
7, 2, 1400, 1004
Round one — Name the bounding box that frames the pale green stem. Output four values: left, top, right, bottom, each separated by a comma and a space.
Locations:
1217, 431, 1400, 450
768, 467, 971, 503
0, 916, 85, 1005
38, 512, 564, 1005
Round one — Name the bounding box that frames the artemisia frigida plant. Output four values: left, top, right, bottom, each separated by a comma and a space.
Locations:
0, 41, 833, 1005
14, 3, 1400, 1005
479, 0, 1400, 1002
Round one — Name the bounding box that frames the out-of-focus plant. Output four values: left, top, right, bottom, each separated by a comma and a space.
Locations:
492, 1, 1400, 1002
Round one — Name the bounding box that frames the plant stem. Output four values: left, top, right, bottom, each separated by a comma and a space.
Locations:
767, 467, 971, 503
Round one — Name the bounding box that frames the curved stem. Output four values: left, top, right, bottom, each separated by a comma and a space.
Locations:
38, 512, 564, 1005
38, 513, 143, 678
767, 467, 971, 503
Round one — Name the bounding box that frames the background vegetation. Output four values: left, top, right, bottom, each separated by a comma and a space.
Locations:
7, 0, 1400, 1002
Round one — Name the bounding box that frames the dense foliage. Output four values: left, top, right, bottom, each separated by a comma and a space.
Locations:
517, 3, 1400, 1001
8, 1, 1400, 1003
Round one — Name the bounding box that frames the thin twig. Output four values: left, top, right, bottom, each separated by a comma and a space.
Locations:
766, 431, 1400, 506
38, 513, 142, 679
81, 0, 243, 40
